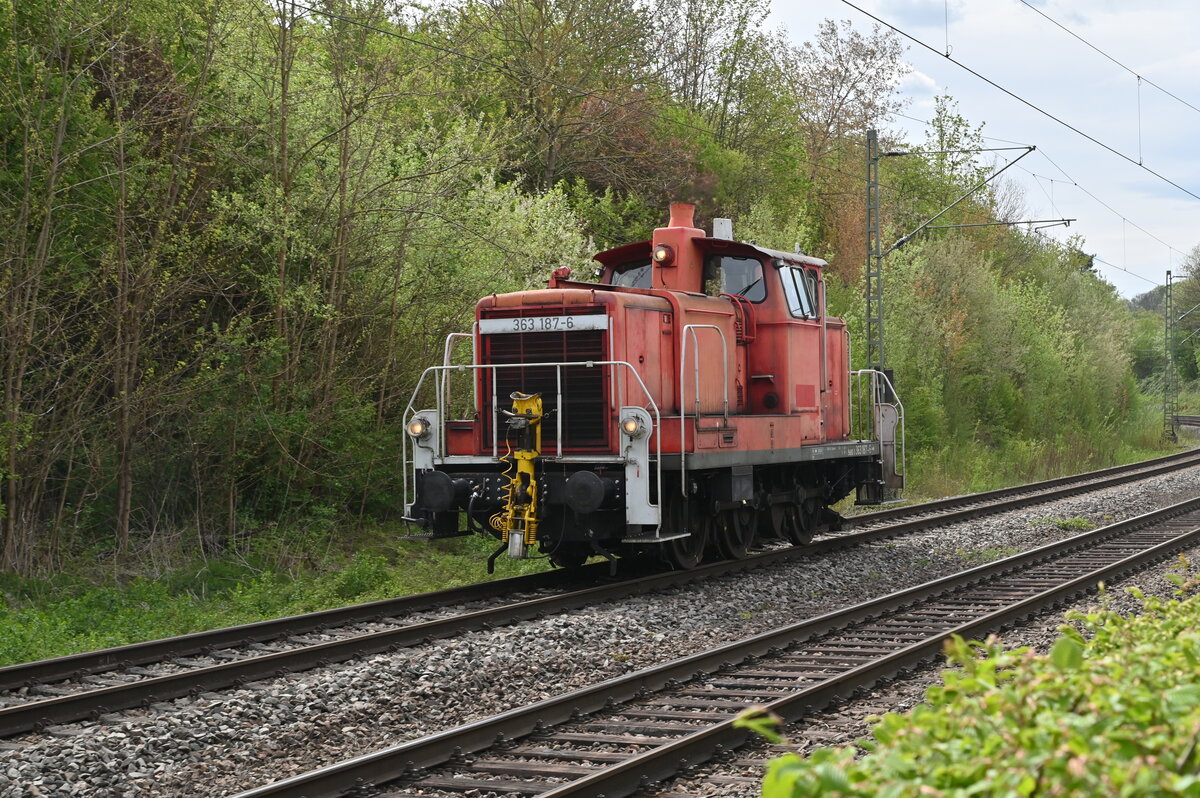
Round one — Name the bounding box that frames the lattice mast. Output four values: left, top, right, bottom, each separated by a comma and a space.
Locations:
866, 129, 884, 374
1165, 270, 1178, 441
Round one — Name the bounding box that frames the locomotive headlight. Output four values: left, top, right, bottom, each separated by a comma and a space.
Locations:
651, 243, 675, 265
407, 416, 432, 439
620, 415, 646, 438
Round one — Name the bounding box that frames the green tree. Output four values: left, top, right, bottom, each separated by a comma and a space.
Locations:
444, 0, 660, 190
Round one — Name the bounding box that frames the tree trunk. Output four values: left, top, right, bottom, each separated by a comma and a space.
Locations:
113, 75, 134, 559
273, 0, 296, 407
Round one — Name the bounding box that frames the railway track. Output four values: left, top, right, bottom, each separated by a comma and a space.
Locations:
841, 445, 1200, 528
0, 447, 1196, 739
232, 495, 1200, 798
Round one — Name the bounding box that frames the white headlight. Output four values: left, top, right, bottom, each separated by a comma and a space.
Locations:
407, 416, 432, 439
620, 416, 646, 438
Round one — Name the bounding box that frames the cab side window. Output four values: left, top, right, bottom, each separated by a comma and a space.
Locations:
805, 269, 820, 313
703, 255, 766, 302
781, 266, 816, 318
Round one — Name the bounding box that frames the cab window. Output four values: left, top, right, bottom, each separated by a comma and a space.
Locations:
610, 262, 651, 288
781, 266, 816, 318
702, 255, 766, 302
805, 269, 820, 311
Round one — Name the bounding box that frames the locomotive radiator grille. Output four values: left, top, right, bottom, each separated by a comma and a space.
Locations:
481, 311, 610, 452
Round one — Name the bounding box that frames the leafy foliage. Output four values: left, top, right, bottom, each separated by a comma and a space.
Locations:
0, 0, 1182, 583
875, 228, 1149, 496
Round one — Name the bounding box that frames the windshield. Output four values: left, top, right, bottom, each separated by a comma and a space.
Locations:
702, 255, 766, 301
610, 262, 652, 288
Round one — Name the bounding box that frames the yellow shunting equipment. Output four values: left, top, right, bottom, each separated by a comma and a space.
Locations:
499, 392, 543, 553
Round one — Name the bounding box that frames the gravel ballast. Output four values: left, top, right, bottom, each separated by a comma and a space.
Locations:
1, 466, 1198, 797
660, 497, 1200, 796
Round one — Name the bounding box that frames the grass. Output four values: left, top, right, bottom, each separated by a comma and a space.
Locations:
1038, 516, 1096, 532
953, 545, 1022, 565
0, 531, 548, 667
906, 439, 1172, 500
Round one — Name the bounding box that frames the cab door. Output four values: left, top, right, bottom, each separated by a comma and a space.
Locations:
779, 266, 825, 442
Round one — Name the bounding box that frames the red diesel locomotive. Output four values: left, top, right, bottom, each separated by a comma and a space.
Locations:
404, 203, 902, 570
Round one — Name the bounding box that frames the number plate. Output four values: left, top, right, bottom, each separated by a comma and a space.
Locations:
478, 315, 609, 334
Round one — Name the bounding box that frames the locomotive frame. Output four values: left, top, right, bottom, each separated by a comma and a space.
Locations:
403, 203, 903, 570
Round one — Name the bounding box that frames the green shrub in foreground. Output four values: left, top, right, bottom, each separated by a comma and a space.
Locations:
740, 569, 1200, 797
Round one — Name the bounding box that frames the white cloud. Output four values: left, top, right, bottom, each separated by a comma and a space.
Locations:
899, 68, 938, 96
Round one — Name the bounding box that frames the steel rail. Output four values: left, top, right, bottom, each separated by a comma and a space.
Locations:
845, 445, 1200, 527
0, 559, 742, 737
0, 566, 607, 694
8, 444, 1192, 695
550, 519, 1200, 798
1, 447, 1197, 737
229, 495, 1200, 798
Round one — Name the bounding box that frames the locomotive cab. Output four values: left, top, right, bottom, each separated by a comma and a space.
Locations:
404, 203, 903, 571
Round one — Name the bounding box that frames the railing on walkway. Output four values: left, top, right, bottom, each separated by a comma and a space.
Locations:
404, 360, 662, 528
851, 368, 905, 490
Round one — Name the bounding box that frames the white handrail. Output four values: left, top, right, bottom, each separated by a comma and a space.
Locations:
404, 360, 663, 533
439, 332, 475, 456
555, 365, 563, 458
850, 368, 906, 485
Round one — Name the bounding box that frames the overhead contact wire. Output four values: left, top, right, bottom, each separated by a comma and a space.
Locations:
1034, 150, 1186, 257
839, 0, 1200, 203
896, 114, 1177, 273
1017, 0, 1200, 116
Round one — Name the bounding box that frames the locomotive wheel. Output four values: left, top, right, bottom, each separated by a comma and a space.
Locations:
716, 507, 756, 560
780, 503, 814, 546
549, 542, 591, 569
664, 495, 708, 570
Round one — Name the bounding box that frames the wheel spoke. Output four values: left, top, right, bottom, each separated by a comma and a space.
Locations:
716, 507, 754, 559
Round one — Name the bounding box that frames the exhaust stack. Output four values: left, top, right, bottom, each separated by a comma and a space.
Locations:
653, 202, 706, 292
668, 202, 696, 228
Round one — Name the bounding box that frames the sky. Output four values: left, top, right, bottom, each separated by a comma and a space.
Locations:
769, 0, 1200, 298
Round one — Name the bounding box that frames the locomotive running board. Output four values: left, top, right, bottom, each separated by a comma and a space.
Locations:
621, 531, 691, 543
657, 439, 881, 470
